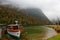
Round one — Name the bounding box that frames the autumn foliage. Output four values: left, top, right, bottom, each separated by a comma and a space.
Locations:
0, 5, 41, 25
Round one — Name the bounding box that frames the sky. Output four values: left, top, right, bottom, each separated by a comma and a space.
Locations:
0, 0, 60, 21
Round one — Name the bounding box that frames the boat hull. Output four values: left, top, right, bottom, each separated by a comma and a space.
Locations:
7, 31, 20, 38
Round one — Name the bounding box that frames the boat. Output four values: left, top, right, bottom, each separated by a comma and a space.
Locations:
7, 24, 20, 37
7, 21, 21, 40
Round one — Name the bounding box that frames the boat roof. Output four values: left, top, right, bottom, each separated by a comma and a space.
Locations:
8, 24, 21, 26
8, 24, 19, 26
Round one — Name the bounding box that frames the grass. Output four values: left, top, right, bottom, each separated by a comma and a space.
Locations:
47, 34, 60, 40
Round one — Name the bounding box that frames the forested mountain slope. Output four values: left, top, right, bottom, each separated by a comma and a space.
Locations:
0, 5, 51, 25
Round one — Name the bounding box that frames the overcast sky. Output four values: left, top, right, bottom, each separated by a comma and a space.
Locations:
0, 0, 60, 20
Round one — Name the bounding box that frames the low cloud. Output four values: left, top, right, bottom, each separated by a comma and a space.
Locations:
0, 0, 60, 20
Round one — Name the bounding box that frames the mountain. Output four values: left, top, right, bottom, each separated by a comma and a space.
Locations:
0, 5, 51, 25
21, 8, 51, 25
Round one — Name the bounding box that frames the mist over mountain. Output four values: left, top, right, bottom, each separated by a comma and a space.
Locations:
21, 8, 51, 25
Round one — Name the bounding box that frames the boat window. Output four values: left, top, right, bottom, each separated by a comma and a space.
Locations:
13, 26, 18, 30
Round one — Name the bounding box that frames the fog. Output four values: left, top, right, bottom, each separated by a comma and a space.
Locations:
0, 0, 60, 21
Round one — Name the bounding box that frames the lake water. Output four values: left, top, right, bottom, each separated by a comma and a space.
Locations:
0, 26, 57, 40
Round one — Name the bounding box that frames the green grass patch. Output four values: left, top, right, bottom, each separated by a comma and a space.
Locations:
47, 34, 60, 40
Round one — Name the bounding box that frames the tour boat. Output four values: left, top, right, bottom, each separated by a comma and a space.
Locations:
7, 24, 21, 39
